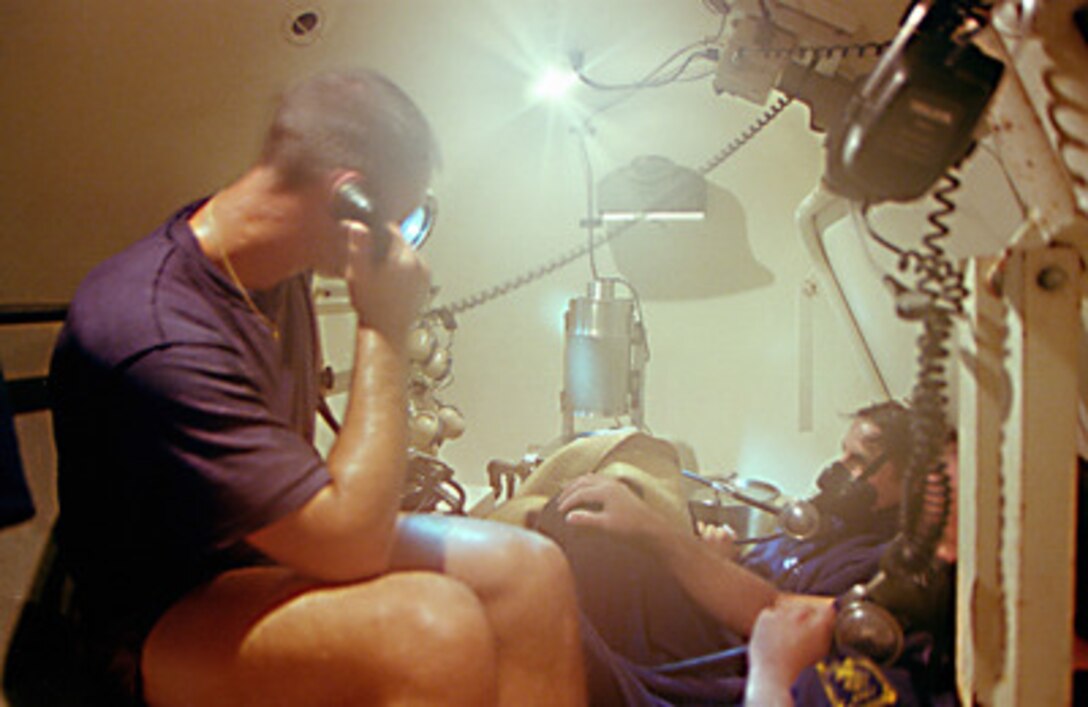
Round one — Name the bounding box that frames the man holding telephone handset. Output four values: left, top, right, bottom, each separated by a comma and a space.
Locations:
49, 68, 587, 706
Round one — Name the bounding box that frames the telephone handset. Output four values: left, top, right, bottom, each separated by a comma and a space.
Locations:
333, 177, 393, 264
332, 176, 438, 263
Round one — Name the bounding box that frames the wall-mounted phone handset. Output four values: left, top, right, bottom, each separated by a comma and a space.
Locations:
823, 0, 1004, 204
333, 176, 393, 264
333, 176, 439, 262
834, 531, 954, 665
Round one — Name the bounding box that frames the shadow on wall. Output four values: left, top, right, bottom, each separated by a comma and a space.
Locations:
607, 184, 773, 300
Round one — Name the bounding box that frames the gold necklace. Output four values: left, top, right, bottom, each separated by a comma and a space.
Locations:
199, 206, 281, 341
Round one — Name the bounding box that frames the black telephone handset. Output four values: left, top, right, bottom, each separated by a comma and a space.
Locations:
834, 535, 953, 665
823, 0, 1004, 204
333, 177, 393, 264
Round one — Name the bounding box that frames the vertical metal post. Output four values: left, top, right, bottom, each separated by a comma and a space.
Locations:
958, 244, 1080, 705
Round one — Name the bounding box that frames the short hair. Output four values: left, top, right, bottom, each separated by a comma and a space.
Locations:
850, 400, 913, 476
259, 68, 440, 197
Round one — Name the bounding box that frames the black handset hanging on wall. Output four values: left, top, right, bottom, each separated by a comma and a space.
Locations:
333, 176, 393, 264
823, 0, 1004, 204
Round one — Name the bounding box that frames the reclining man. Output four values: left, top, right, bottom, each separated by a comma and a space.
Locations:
542, 401, 957, 704
49, 68, 586, 707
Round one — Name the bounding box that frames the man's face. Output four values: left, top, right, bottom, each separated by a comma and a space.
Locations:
837, 418, 902, 511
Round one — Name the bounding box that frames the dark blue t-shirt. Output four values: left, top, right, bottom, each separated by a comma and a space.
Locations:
740, 506, 901, 596
551, 500, 952, 705
50, 200, 332, 639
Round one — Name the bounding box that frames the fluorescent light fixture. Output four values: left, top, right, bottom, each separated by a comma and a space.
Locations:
600, 211, 707, 223
597, 156, 707, 223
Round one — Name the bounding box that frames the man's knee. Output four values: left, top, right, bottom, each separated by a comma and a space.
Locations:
356, 573, 499, 703
142, 569, 498, 707
368, 573, 495, 655
516, 532, 578, 590
477, 529, 580, 616
476, 526, 566, 578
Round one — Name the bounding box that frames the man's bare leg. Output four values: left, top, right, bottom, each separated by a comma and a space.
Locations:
390, 514, 587, 707
141, 566, 499, 706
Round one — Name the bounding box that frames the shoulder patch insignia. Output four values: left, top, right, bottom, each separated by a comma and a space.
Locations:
815, 655, 898, 706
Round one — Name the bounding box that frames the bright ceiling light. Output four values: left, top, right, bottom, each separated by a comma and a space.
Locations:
531, 67, 578, 101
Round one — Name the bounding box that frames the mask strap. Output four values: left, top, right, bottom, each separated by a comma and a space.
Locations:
856, 451, 890, 483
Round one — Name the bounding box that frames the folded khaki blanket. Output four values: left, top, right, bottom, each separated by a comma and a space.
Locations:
486, 429, 691, 532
